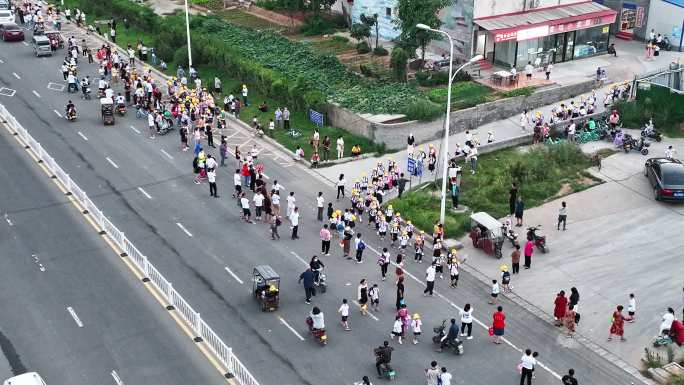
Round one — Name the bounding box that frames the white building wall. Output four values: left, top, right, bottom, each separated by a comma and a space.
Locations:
350, 0, 400, 41
645, 0, 684, 50
474, 0, 587, 19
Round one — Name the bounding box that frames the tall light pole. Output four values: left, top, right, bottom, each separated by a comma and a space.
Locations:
184, 0, 193, 68
416, 23, 483, 226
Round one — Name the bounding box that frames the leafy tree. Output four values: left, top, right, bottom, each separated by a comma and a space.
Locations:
390, 47, 409, 82
360, 13, 379, 50
309, 0, 335, 15
350, 22, 371, 46
394, 0, 452, 69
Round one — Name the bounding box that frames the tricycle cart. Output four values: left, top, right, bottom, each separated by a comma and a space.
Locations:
44, 30, 64, 50
469, 212, 504, 258
101, 97, 115, 125
253, 265, 279, 312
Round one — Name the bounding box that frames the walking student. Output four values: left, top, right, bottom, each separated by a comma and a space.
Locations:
207, 168, 218, 198
460, 303, 474, 339
519, 349, 537, 385
336, 174, 346, 200
320, 224, 331, 255
511, 244, 521, 274
316, 192, 325, 221
423, 263, 436, 296
411, 313, 422, 344
338, 299, 351, 330
378, 248, 390, 280
290, 207, 300, 239
489, 279, 500, 304
355, 233, 366, 263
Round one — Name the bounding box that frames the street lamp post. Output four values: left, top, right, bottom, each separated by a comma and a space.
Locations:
416, 23, 483, 226
184, 0, 193, 68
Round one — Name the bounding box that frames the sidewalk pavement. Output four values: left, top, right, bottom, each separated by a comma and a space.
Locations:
461, 133, 684, 368
315, 40, 684, 185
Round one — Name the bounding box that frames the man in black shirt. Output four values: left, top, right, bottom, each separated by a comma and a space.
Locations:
397, 173, 408, 198
561, 369, 578, 385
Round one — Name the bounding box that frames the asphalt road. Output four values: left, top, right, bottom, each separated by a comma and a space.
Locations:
0, 32, 645, 385
0, 113, 227, 384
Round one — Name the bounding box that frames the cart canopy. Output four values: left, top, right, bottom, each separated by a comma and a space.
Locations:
254, 265, 278, 281
470, 212, 503, 236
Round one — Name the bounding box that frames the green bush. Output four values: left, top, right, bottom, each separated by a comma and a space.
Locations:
331, 35, 349, 43
356, 41, 371, 54
616, 85, 684, 137
501, 86, 535, 98
390, 47, 409, 82
415, 71, 429, 84
373, 46, 389, 56
431, 71, 449, 85
426, 82, 493, 110
299, 15, 335, 36
404, 99, 443, 121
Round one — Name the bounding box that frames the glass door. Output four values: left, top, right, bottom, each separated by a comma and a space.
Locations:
564, 31, 575, 62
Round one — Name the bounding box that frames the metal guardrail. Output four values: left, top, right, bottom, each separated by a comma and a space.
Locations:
0, 103, 260, 385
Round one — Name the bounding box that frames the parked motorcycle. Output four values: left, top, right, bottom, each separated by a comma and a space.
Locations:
305, 317, 327, 346
526, 226, 548, 253
641, 119, 662, 142
623, 134, 650, 155
432, 320, 464, 355
658, 36, 672, 51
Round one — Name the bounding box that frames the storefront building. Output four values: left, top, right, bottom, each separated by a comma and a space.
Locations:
645, 0, 684, 51
473, 1, 617, 69
595, 0, 651, 41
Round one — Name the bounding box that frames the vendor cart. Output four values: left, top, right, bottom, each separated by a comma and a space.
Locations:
469, 212, 504, 258
44, 30, 64, 50
253, 265, 279, 312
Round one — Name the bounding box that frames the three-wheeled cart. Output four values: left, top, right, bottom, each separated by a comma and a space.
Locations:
253, 265, 279, 312
469, 212, 504, 258
101, 97, 115, 125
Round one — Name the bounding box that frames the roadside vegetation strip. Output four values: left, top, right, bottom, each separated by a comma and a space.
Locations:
390, 142, 600, 239
58, 0, 384, 157
616, 84, 684, 138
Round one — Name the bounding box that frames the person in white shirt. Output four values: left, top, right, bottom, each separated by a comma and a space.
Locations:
665, 145, 677, 159
519, 349, 537, 385
439, 367, 452, 385
567, 120, 576, 142
232, 169, 242, 199
147, 110, 155, 138
207, 168, 218, 197
489, 279, 500, 304
423, 263, 436, 296
336, 136, 345, 159
289, 207, 300, 239
660, 308, 676, 335
316, 192, 325, 221
240, 193, 251, 222
338, 299, 351, 330
524, 61, 534, 80
336, 174, 346, 200
286, 191, 296, 218
411, 313, 422, 344
271, 190, 281, 216
626, 293, 636, 322
253, 191, 265, 221
459, 303, 474, 339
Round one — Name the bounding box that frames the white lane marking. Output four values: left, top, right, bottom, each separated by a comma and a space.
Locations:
160, 149, 173, 160
290, 251, 308, 267
277, 316, 305, 341
137, 187, 152, 200
176, 222, 193, 237
223, 131, 240, 140
105, 157, 119, 169
66, 306, 84, 327
21, 41, 28, 46
0, 59, 4, 64
352, 300, 379, 321
364, 246, 561, 379
32, 90, 41, 98
53, 109, 62, 118
4, 213, 13, 226
129, 125, 141, 134
77, 131, 88, 141
12, 72, 20, 79
224, 266, 244, 285
261, 173, 270, 179
110, 370, 124, 385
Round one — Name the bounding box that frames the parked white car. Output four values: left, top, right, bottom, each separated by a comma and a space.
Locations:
0, 10, 14, 24
4, 372, 47, 385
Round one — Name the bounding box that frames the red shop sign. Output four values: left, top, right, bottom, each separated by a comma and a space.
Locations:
494, 31, 517, 42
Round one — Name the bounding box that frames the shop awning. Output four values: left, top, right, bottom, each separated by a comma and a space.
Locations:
474, 1, 617, 42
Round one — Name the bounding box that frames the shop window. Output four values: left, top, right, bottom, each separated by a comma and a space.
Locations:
574, 26, 610, 59
494, 40, 517, 68
385, 7, 391, 18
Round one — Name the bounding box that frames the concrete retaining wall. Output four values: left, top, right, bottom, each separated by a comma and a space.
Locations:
327, 78, 598, 150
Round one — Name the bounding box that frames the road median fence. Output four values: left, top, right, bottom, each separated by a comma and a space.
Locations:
0, 103, 259, 385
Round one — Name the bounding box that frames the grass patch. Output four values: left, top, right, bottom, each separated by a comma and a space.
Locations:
301, 36, 355, 56
616, 84, 684, 137
388, 142, 596, 238
425, 82, 495, 110
216, 9, 285, 30
501, 86, 535, 98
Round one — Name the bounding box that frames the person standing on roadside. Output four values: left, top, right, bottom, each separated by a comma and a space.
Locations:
336, 174, 346, 200
316, 192, 325, 221
320, 224, 331, 255
253, 190, 265, 221
509, 182, 518, 215
233, 169, 242, 199
460, 304, 474, 339
336, 136, 345, 159
519, 349, 537, 385
282, 107, 290, 130
219, 139, 227, 167
554, 291, 568, 327
286, 191, 296, 219
511, 244, 521, 274
240, 192, 252, 223
523, 235, 534, 269
397, 173, 407, 198
557, 201, 568, 230
515, 195, 524, 227
290, 207, 300, 240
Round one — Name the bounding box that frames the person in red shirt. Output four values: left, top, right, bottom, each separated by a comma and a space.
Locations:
492, 306, 506, 344
524, 237, 534, 269
670, 320, 684, 346
554, 291, 568, 327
